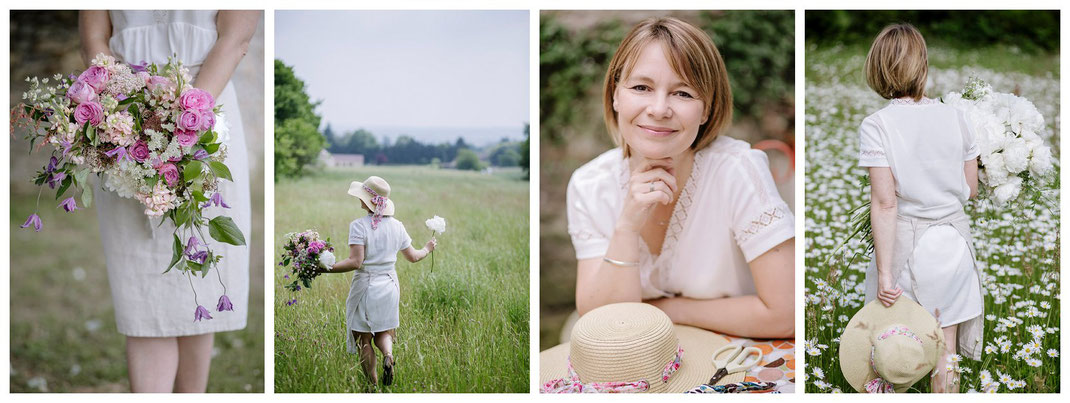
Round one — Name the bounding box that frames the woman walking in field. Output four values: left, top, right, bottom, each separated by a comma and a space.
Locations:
856, 24, 983, 393
321, 175, 437, 386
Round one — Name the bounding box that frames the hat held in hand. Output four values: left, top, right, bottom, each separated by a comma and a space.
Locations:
839, 298, 946, 393
540, 302, 744, 393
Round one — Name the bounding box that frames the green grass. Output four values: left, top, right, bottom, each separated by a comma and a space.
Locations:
273, 166, 529, 393
804, 45, 1060, 392
9, 180, 265, 393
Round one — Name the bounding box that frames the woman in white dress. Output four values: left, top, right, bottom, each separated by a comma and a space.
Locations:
79, 10, 260, 392
858, 24, 983, 393
566, 17, 795, 339
325, 176, 437, 386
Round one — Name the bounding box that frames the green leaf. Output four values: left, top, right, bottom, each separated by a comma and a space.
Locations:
204, 143, 220, 154
175, 202, 192, 228
208, 216, 246, 246
186, 260, 203, 276
81, 185, 93, 208
208, 161, 233, 181
199, 130, 216, 145
85, 124, 96, 144
166, 234, 183, 273
55, 174, 73, 200
145, 175, 158, 189
192, 190, 210, 203
183, 160, 204, 182
74, 168, 90, 188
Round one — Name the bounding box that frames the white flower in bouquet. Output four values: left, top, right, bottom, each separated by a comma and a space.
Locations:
992, 176, 1023, 206
425, 215, 446, 234
1001, 139, 1031, 174
980, 152, 1010, 186
318, 250, 336, 270
213, 112, 230, 145
1029, 145, 1053, 177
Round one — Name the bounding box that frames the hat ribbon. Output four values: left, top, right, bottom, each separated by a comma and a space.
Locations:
541, 344, 683, 393
865, 325, 923, 393
363, 184, 387, 229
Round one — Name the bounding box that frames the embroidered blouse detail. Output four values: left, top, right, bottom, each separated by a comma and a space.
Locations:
889, 97, 938, 106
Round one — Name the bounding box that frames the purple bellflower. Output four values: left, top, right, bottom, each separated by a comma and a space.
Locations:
194, 305, 213, 321
20, 213, 42, 232
59, 197, 78, 212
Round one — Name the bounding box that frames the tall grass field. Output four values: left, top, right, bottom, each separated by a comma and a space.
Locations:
273, 166, 529, 393
804, 44, 1060, 393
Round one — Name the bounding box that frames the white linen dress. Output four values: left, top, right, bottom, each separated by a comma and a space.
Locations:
95, 10, 251, 337
566, 136, 795, 301
345, 215, 412, 354
858, 98, 984, 336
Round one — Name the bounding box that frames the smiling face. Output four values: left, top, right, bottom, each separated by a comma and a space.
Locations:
613, 41, 707, 160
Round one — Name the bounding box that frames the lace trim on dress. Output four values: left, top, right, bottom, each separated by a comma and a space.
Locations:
660, 148, 702, 261
736, 206, 788, 244
860, 149, 886, 158
889, 97, 938, 106
568, 228, 595, 241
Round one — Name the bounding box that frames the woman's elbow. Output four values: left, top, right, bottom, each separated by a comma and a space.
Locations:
761, 304, 794, 338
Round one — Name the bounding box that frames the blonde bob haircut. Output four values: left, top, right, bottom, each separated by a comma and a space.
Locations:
602, 17, 733, 158
864, 24, 929, 101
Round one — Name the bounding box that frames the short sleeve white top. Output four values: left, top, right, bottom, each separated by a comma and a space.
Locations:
858, 98, 979, 219
349, 216, 412, 270
566, 136, 795, 300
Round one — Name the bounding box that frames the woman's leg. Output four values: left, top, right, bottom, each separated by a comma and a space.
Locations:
933, 325, 959, 393
355, 331, 377, 384
174, 333, 215, 392
374, 330, 396, 385
126, 336, 179, 392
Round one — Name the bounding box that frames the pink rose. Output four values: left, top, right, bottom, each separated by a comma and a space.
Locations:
175, 129, 200, 147
199, 110, 216, 132
77, 66, 109, 92
179, 88, 214, 112
146, 75, 174, 93
157, 163, 180, 187
66, 80, 97, 104
73, 101, 104, 126
130, 140, 150, 162
178, 110, 203, 131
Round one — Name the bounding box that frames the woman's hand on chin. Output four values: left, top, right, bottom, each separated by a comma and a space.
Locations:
618, 157, 677, 232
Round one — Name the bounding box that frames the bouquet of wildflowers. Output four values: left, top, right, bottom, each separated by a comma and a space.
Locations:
11, 53, 245, 320
279, 230, 334, 292
842, 77, 1057, 256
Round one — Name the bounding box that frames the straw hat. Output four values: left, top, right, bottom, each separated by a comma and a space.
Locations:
839, 299, 945, 393
540, 303, 745, 393
347, 176, 395, 216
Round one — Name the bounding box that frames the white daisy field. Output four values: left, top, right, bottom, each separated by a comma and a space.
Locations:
803, 44, 1060, 393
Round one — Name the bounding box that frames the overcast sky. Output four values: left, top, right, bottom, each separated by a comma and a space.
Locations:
276, 10, 529, 131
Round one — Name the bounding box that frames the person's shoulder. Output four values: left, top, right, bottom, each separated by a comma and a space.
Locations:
569, 148, 624, 191
701, 136, 774, 186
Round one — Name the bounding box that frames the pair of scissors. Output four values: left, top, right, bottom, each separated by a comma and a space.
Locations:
708, 344, 763, 385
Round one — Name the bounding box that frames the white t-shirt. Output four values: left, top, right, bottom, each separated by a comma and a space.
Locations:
348, 215, 412, 270
566, 136, 795, 300
857, 98, 980, 219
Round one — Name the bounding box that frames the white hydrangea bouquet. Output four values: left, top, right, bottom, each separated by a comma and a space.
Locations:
12, 53, 245, 320
844, 77, 1056, 255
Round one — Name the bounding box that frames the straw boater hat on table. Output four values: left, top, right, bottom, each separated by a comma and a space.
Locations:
348, 176, 394, 228
839, 299, 945, 393
540, 302, 744, 393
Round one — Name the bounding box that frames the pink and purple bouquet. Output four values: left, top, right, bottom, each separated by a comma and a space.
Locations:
279, 230, 334, 293
12, 53, 245, 321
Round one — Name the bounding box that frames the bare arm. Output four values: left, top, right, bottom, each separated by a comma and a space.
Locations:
964, 158, 979, 199
647, 238, 795, 339
330, 244, 365, 273
401, 237, 437, 263
870, 167, 902, 306
191, 10, 260, 99
78, 11, 114, 66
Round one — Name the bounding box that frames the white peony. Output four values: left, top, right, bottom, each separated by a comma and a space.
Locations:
425, 215, 446, 234
213, 112, 230, 145
1001, 139, 1030, 174
1029, 145, 1053, 177
318, 250, 336, 269
979, 152, 1009, 187
992, 176, 1023, 206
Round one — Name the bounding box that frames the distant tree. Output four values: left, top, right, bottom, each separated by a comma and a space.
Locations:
274, 60, 325, 179
323, 123, 337, 147
520, 123, 530, 179
454, 148, 484, 171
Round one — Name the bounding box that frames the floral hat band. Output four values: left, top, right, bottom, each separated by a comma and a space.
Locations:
865, 325, 924, 393
541, 344, 683, 393
347, 176, 395, 230
363, 184, 388, 229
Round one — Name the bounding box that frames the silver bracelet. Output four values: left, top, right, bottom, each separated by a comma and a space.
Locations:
603, 256, 639, 267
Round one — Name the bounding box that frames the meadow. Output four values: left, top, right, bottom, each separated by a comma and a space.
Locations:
803, 44, 1060, 392
273, 165, 529, 393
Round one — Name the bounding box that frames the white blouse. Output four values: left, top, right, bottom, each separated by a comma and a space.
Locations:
858, 98, 980, 219
348, 215, 412, 270
566, 136, 795, 300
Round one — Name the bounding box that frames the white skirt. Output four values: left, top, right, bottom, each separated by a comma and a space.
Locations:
897, 224, 982, 327
96, 82, 250, 337
345, 265, 400, 353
